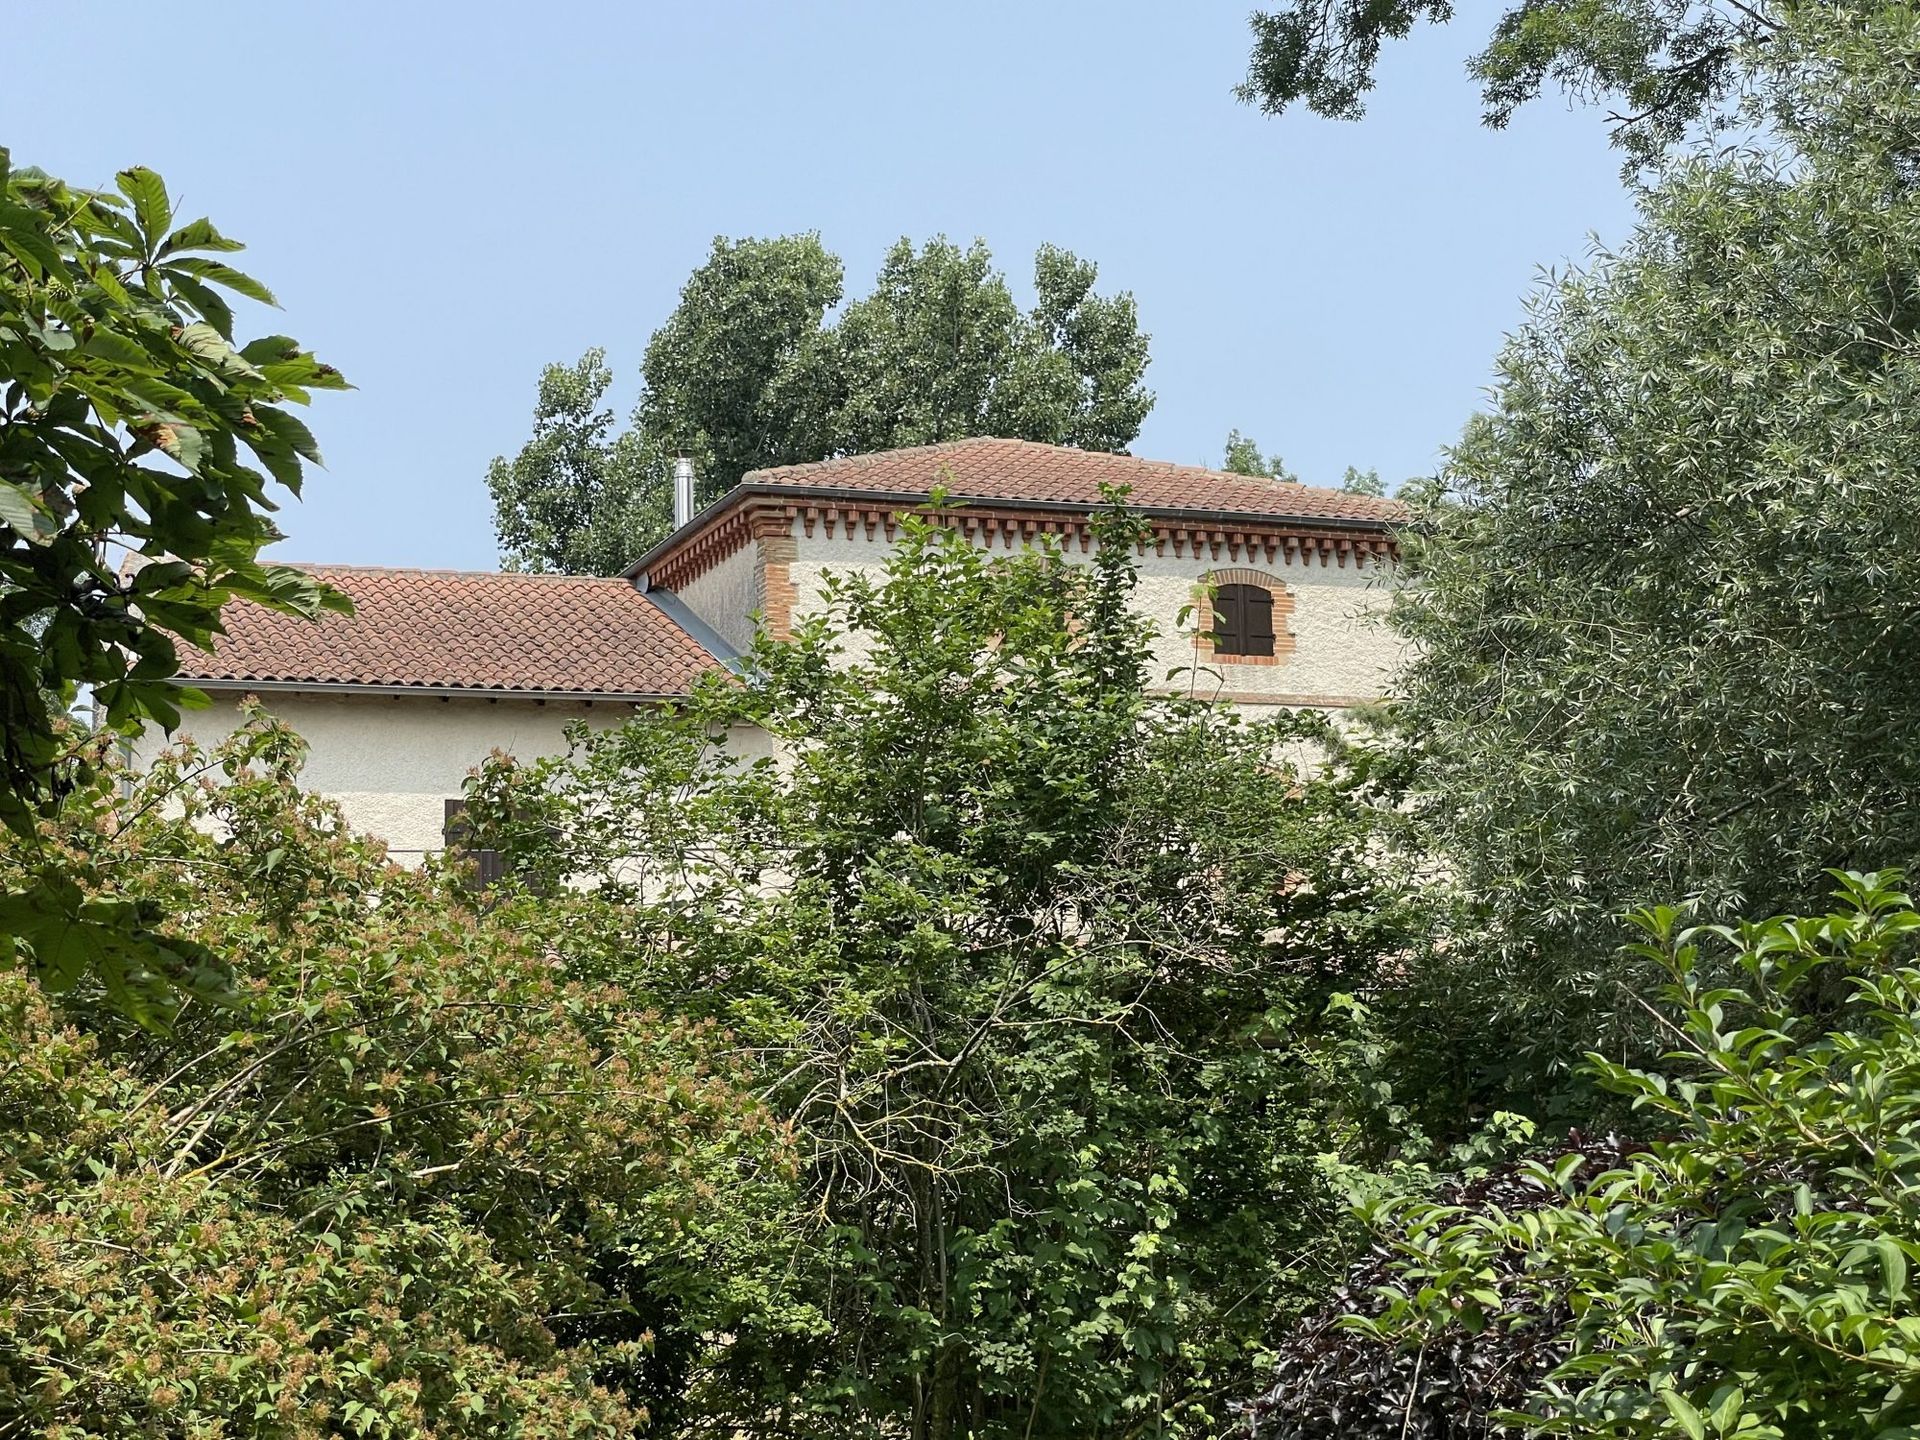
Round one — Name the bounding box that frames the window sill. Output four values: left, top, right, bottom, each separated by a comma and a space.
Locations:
1200, 650, 1288, 668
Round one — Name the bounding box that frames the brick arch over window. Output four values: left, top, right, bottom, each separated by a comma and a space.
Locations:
1191, 568, 1296, 667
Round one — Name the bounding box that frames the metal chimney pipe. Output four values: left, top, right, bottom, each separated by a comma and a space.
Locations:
672, 456, 695, 530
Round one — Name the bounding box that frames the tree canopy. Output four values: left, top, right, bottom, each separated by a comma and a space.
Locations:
1238, 0, 1802, 162
1222, 428, 1299, 482
1384, 3, 1920, 1095
486, 235, 1152, 573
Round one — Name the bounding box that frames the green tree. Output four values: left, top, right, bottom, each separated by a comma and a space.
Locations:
823, 239, 1153, 457
485, 349, 662, 575
463, 495, 1414, 1435
487, 236, 1153, 573
1238, 0, 1798, 162
1222, 428, 1298, 481
632, 232, 845, 512
1339, 465, 1386, 497
1354, 871, 1920, 1439
0, 153, 346, 1009
1387, 4, 1920, 1093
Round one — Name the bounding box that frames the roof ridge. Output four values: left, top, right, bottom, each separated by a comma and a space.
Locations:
741, 436, 1370, 500
280, 562, 635, 583
742, 437, 996, 484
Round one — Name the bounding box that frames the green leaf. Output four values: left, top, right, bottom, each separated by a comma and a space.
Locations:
167, 272, 236, 341
239, 334, 301, 365
80, 326, 163, 372
163, 423, 208, 475
158, 215, 245, 256
1709, 1386, 1744, 1436
166, 256, 277, 306
1661, 1388, 1708, 1440
254, 404, 324, 465
114, 166, 171, 245
174, 321, 261, 379
1882, 1238, 1908, 1302
0, 480, 40, 536
0, 203, 67, 277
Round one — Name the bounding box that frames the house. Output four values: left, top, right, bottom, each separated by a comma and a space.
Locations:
142, 438, 1407, 863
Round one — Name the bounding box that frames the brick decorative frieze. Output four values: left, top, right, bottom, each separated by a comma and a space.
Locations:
642, 495, 1400, 595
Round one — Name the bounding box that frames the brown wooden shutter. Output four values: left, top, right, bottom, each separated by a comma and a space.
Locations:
1244, 587, 1276, 657
1213, 588, 1243, 652
443, 798, 505, 890
1215, 584, 1277, 656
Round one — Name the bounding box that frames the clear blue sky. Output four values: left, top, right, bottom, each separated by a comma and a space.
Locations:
9, 1, 1637, 570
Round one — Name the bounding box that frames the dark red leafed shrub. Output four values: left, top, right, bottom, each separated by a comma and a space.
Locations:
1238, 1133, 1642, 1438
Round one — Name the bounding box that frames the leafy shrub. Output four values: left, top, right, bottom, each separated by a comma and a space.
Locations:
0, 717, 792, 1436
1315, 872, 1920, 1439
1239, 1131, 1639, 1438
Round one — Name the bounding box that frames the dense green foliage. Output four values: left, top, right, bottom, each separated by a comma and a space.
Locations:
18, 3, 1920, 1430
481, 348, 661, 579
1238, 0, 1796, 161
487, 235, 1153, 572
0, 154, 344, 816
1381, 3, 1920, 1106
0, 719, 789, 1436
0, 152, 347, 1013
1349, 873, 1920, 1438
462, 497, 1415, 1435
1237, 12, 1920, 1436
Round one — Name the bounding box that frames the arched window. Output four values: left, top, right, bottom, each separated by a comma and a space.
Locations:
1211, 583, 1276, 657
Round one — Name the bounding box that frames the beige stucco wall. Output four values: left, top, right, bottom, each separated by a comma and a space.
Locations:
674, 543, 763, 657
771, 524, 1399, 710
133, 692, 649, 863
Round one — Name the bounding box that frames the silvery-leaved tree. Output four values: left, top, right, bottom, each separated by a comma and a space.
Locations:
0, 151, 346, 1011
1383, 5, 1920, 1099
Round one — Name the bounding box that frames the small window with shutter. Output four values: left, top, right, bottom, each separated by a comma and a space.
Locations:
443, 798, 506, 890
1211, 583, 1276, 658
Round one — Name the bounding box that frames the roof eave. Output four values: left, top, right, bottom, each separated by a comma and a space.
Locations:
181, 677, 693, 704
625, 481, 1405, 581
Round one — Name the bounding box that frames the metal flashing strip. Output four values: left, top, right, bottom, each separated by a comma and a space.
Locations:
635, 587, 745, 670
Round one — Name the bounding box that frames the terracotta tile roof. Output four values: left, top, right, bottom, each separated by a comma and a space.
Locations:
178, 566, 721, 698
740, 437, 1407, 524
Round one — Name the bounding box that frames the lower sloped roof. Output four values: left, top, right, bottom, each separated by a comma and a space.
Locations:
176, 565, 722, 698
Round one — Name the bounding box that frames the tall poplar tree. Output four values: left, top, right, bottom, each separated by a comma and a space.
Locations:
486, 236, 1152, 573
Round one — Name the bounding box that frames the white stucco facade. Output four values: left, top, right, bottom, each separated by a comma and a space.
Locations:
673, 543, 763, 658
712, 522, 1399, 717
133, 692, 644, 863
